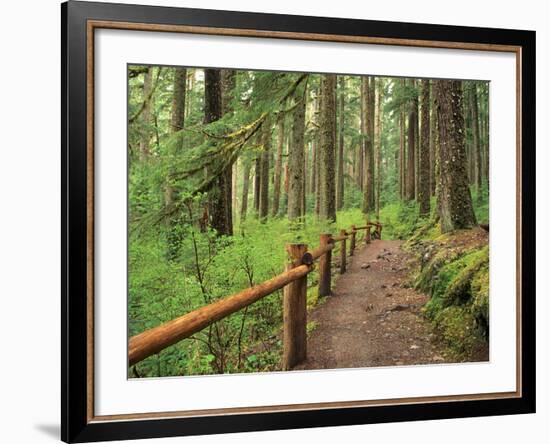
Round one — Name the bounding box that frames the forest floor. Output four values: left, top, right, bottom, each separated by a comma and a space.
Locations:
294, 239, 455, 370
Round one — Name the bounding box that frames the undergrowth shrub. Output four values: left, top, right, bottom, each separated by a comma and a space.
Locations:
129, 208, 367, 377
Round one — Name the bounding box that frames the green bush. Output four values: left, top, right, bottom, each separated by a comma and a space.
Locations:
129, 208, 368, 377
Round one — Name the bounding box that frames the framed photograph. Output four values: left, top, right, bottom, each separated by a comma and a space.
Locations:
62, 1, 535, 442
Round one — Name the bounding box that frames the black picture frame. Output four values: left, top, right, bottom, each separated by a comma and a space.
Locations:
62, 1, 536, 442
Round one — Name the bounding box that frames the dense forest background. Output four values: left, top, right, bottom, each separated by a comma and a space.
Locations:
128, 65, 489, 378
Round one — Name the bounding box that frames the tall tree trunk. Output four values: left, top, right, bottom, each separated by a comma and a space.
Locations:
302, 142, 308, 216
259, 116, 271, 221
375, 79, 382, 219
434, 80, 477, 233
483, 87, 489, 187
468, 86, 475, 185
253, 157, 261, 213
185, 70, 194, 120
406, 79, 416, 201
220, 69, 236, 234
418, 79, 431, 216
363, 77, 375, 215
414, 82, 420, 201
336, 76, 345, 210
399, 79, 406, 199
319, 74, 337, 222
240, 160, 252, 222
204, 68, 232, 236
164, 67, 186, 260
272, 116, 285, 217
429, 82, 437, 196
359, 77, 367, 191
471, 82, 483, 200
139, 67, 153, 160
288, 83, 307, 222
310, 137, 317, 201
170, 67, 187, 134
232, 162, 238, 218
313, 91, 321, 216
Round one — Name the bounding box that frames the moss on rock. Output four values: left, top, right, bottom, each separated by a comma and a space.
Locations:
432, 306, 479, 359
410, 229, 489, 360
470, 259, 489, 337
442, 247, 488, 307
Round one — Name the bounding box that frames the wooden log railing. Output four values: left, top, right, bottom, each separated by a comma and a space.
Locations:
128, 220, 383, 369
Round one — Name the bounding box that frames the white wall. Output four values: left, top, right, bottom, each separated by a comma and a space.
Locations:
0, 0, 546, 443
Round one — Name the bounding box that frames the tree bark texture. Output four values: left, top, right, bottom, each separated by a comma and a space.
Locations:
240, 159, 251, 221
430, 82, 437, 196
319, 74, 337, 222
418, 79, 431, 216
259, 115, 271, 221
406, 79, 417, 201
375, 79, 382, 219
139, 67, 153, 160
170, 67, 187, 134
336, 76, 345, 210
204, 68, 232, 236
434, 80, 477, 232
399, 79, 406, 199
272, 116, 285, 217
470, 82, 483, 196
363, 76, 375, 215
288, 83, 307, 222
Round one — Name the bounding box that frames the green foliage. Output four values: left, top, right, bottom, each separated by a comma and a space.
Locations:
377, 200, 428, 239
128, 65, 491, 375
129, 208, 367, 377
471, 184, 489, 224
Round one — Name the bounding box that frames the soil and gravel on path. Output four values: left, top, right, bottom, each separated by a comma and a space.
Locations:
294, 239, 451, 371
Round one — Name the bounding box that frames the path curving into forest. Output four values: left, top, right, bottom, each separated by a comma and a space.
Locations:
294, 240, 450, 370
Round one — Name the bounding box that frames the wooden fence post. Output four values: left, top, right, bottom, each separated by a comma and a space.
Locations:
339, 229, 347, 274
283, 243, 308, 370
318, 233, 332, 297
377, 222, 382, 239
366, 225, 371, 244
350, 225, 356, 256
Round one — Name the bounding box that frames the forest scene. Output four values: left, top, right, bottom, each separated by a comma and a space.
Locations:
128, 64, 490, 378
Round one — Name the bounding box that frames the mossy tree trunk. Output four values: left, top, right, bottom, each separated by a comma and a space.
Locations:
429, 82, 437, 196
170, 67, 186, 134
470, 82, 483, 200
418, 79, 431, 217
272, 116, 285, 217
165, 67, 187, 260
434, 80, 477, 233
375, 78, 382, 219
205, 68, 232, 236
288, 83, 307, 222
406, 78, 417, 201
319, 74, 337, 222
259, 115, 272, 222
253, 156, 261, 214
312, 90, 321, 216
240, 159, 251, 222
363, 76, 375, 215
336, 76, 346, 210
139, 67, 153, 160
399, 79, 406, 199
220, 69, 236, 233
359, 77, 366, 192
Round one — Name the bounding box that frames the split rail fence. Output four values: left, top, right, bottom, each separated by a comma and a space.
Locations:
129, 221, 383, 370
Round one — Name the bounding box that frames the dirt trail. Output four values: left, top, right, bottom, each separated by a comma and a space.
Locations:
295, 239, 450, 370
